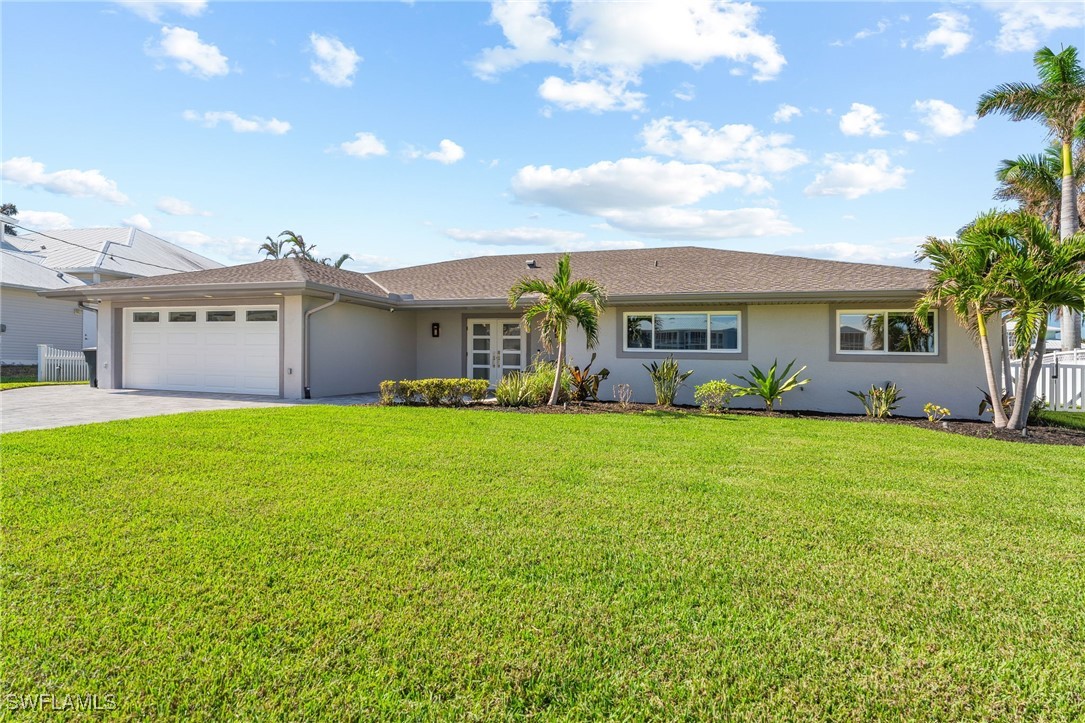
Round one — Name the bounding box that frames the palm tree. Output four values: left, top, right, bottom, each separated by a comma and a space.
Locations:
320, 253, 353, 269
277, 230, 319, 261
507, 254, 607, 406
961, 210, 1085, 430
916, 226, 1010, 428
978, 45, 1085, 348
995, 144, 1085, 235
258, 234, 289, 260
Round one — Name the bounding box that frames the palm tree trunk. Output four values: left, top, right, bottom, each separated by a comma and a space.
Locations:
1000, 318, 1014, 392
1007, 324, 1048, 431
548, 337, 565, 405
976, 311, 1008, 428
1060, 140, 1082, 349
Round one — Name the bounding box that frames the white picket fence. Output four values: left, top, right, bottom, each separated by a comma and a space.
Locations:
37, 344, 90, 382
1011, 356, 1085, 412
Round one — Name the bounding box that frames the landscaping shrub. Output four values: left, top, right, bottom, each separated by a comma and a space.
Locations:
568, 353, 610, 402
923, 402, 951, 423
849, 382, 905, 418
495, 372, 540, 407
694, 379, 744, 413
378, 378, 488, 406
643, 356, 694, 406
977, 387, 1014, 418
736, 359, 810, 412
613, 383, 633, 409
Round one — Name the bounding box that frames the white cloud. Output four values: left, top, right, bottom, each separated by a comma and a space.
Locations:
914, 11, 972, 57
854, 20, 890, 40
511, 156, 799, 239
15, 210, 74, 231
779, 240, 920, 266
902, 130, 921, 142
446, 227, 587, 246
156, 196, 211, 216
473, 0, 785, 113
115, 1, 206, 22
182, 110, 291, 135
150, 26, 229, 79
913, 99, 976, 137
1, 156, 129, 204
122, 213, 152, 231
804, 150, 909, 200
538, 76, 646, 113
673, 82, 696, 102
159, 230, 261, 263
308, 33, 361, 87
983, 1, 1084, 53
339, 132, 388, 158
839, 103, 888, 137
407, 139, 466, 164
772, 104, 802, 123
640, 117, 808, 174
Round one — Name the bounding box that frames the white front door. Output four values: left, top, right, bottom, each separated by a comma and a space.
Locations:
468, 319, 526, 385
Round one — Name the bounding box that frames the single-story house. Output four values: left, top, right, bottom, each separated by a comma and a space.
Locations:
1, 227, 222, 362
43, 246, 990, 417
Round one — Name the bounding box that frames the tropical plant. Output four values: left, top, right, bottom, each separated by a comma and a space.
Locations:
995, 144, 1085, 235
848, 382, 904, 418
977, 388, 1014, 419
962, 210, 1085, 429
495, 372, 537, 407
923, 402, 951, 423
508, 254, 607, 406
612, 383, 633, 409
978, 44, 1085, 348
643, 356, 693, 406
1, 202, 17, 235
320, 253, 353, 269
568, 353, 610, 402
736, 359, 810, 412
261, 230, 352, 268
916, 229, 1011, 428
693, 379, 744, 413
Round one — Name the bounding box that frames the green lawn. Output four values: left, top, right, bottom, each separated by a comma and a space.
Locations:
4, 407, 1084, 719
0, 380, 89, 391
1036, 409, 1085, 431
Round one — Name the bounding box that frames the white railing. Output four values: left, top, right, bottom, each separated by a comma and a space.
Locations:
37, 344, 90, 382
1042, 348, 1085, 364
1011, 357, 1085, 412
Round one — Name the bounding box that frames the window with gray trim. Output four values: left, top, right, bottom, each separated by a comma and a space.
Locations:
623, 311, 741, 352
837, 310, 936, 354
132, 312, 159, 322
246, 309, 278, 322
206, 310, 236, 322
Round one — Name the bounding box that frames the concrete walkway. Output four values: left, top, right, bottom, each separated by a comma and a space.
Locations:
0, 385, 379, 433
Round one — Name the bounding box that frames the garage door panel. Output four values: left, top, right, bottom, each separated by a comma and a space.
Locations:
124, 306, 281, 395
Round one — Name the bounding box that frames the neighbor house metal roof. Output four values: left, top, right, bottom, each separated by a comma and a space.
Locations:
1, 250, 88, 291
1, 227, 222, 277
45, 246, 933, 304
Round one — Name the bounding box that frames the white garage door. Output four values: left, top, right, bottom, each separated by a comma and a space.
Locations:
123, 306, 281, 395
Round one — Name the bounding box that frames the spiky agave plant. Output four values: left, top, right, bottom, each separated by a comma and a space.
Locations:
736, 359, 810, 412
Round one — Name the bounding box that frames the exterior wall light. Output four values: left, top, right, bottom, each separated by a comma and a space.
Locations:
431, 322, 440, 338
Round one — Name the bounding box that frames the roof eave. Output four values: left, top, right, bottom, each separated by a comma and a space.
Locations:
40, 280, 310, 300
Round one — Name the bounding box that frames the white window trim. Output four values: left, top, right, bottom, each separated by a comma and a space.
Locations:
622, 310, 743, 354
835, 309, 938, 356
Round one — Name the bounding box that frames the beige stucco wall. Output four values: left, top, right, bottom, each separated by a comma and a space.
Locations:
0, 288, 85, 364
307, 299, 416, 397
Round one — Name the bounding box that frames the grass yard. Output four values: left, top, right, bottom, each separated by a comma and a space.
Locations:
0, 380, 89, 391
1036, 409, 1085, 431
4, 407, 1084, 719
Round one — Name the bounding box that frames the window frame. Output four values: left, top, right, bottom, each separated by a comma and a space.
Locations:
834, 308, 939, 356
132, 311, 160, 323
621, 310, 743, 354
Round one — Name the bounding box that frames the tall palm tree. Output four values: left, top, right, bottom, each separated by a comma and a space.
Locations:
322, 253, 352, 269
961, 210, 1085, 430
508, 254, 607, 406
995, 144, 1085, 235
259, 234, 289, 259
916, 227, 1011, 428
978, 45, 1085, 348
277, 230, 319, 261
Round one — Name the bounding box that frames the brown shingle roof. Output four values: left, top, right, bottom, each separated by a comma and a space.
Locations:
54, 247, 931, 303
74, 258, 388, 298
368, 247, 931, 301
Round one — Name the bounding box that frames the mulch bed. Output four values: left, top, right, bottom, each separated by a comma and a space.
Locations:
469, 400, 1085, 446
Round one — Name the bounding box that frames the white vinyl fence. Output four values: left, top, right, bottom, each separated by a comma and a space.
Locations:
37, 344, 90, 382
1011, 353, 1085, 412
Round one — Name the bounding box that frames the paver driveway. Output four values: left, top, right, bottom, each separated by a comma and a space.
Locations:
0, 385, 377, 433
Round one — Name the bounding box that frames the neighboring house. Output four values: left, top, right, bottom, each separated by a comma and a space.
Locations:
1, 228, 222, 361
44, 246, 990, 417
0, 250, 87, 364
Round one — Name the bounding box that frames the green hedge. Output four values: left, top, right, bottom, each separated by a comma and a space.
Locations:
379, 378, 489, 407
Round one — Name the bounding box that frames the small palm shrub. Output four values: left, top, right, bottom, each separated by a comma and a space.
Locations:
977, 387, 1014, 418
923, 402, 951, 423
736, 359, 809, 412
694, 379, 745, 413
849, 382, 905, 418
643, 356, 694, 406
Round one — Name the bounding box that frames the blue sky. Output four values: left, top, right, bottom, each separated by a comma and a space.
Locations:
2, 1, 1083, 271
